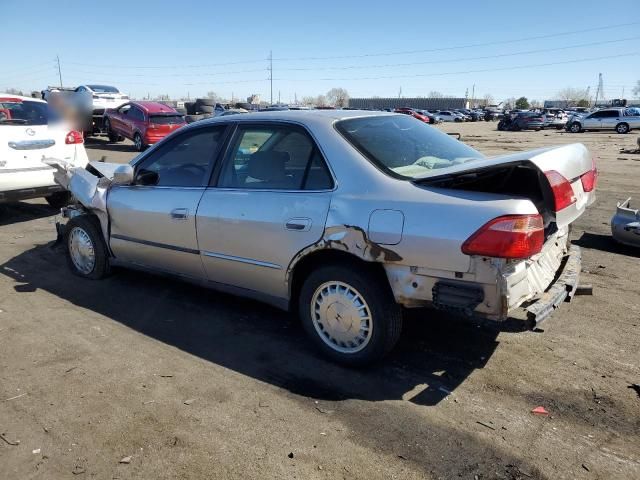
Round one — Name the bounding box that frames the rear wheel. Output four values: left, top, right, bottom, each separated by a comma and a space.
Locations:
298, 264, 403, 367
133, 132, 145, 151
64, 215, 110, 280
569, 122, 582, 133
615, 122, 629, 134
46, 191, 71, 209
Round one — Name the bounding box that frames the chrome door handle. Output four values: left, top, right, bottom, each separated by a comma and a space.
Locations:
285, 218, 311, 231
170, 208, 189, 220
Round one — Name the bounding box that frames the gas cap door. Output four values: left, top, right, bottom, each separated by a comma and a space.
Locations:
368, 209, 404, 245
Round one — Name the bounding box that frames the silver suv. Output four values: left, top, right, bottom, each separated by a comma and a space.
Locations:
566, 108, 640, 134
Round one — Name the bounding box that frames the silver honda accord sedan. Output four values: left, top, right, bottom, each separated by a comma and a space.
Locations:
50, 110, 596, 366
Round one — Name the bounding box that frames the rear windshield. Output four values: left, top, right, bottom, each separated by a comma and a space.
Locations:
149, 114, 184, 125
336, 115, 484, 179
0, 100, 60, 126
87, 85, 119, 93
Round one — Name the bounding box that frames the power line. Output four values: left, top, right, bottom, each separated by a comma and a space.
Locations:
273, 21, 640, 61
61, 66, 266, 78
276, 36, 640, 72
64, 58, 266, 69
276, 52, 640, 82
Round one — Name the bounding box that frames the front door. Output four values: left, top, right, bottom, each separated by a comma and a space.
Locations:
582, 111, 602, 129
108, 125, 227, 278
196, 123, 335, 300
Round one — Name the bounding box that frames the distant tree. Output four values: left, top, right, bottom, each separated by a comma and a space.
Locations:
315, 94, 328, 107
5, 87, 24, 96
557, 87, 589, 107
633, 80, 640, 98
483, 93, 494, 105
503, 97, 517, 110
300, 96, 316, 106
529, 99, 542, 108
326, 87, 349, 107
576, 99, 590, 107
428, 91, 445, 98
515, 97, 529, 109
206, 91, 219, 101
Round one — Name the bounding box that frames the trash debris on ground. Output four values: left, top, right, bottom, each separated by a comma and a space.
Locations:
582, 463, 590, 471
119, 456, 132, 464
628, 384, 640, 399
476, 421, 496, 431
183, 399, 195, 405
0, 433, 20, 445
315, 406, 334, 414
287, 452, 294, 459
575, 284, 594, 296
531, 406, 549, 415
4, 392, 27, 401
32, 448, 41, 454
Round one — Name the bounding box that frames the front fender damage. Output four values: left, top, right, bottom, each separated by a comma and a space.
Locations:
44, 158, 113, 245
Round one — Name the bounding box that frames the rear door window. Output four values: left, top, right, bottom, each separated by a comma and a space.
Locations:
217, 125, 333, 190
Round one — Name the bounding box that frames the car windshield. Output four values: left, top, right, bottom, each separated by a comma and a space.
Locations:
336, 115, 484, 179
87, 85, 119, 93
149, 114, 184, 124
0, 99, 60, 126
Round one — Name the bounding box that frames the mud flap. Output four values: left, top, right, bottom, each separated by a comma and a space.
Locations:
524, 245, 581, 324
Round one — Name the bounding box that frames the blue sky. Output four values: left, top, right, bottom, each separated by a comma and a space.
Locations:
1, 0, 638, 103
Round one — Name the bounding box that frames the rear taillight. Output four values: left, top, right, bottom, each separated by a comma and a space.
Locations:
580, 158, 598, 192
462, 214, 544, 259
544, 170, 576, 211
65, 130, 84, 144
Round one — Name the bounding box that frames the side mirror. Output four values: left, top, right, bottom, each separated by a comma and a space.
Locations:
135, 169, 159, 186
112, 164, 134, 185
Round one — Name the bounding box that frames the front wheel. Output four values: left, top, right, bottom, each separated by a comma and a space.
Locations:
615, 122, 629, 134
105, 119, 122, 143
65, 215, 110, 280
298, 264, 403, 367
569, 122, 582, 133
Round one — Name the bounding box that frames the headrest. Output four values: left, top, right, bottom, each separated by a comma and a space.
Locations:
247, 151, 289, 181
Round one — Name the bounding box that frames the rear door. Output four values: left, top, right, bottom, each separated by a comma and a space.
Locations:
600, 110, 620, 129
107, 125, 228, 278
196, 123, 334, 300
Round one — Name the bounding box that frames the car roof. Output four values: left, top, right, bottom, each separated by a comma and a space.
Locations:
130, 101, 178, 113
0, 93, 45, 103
197, 109, 398, 126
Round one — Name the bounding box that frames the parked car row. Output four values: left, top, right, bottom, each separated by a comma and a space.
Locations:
565, 108, 640, 134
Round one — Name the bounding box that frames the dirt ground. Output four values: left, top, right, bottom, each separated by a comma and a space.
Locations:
1, 121, 639, 480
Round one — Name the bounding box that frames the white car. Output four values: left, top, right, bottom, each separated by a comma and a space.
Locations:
0, 94, 88, 207
436, 110, 464, 122
74, 84, 129, 112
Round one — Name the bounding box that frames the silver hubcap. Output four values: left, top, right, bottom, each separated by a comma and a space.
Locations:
68, 227, 95, 274
311, 281, 373, 354
618, 125, 626, 133
135, 135, 142, 149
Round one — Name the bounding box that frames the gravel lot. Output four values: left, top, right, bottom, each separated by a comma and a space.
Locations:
1, 121, 639, 479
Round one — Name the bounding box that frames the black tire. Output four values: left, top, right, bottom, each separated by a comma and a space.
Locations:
615, 122, 629, 134
556, 125, 564, 130
64, 215, 110, 280
569, 122, 582, 133
184, 102, 196, 115
104, 119, 122, 143
198, 105, 215, 114
133, 132, 145, 151
298, 263, 403, 367
196, 98, 216, 107
185, 114, 203, 123
46, 191, 71, 209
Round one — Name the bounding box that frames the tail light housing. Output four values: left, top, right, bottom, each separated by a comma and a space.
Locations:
462, 214, 544, 259
65, 130, 84, 144
580, 158, 598, 192
544, 170, 576, 211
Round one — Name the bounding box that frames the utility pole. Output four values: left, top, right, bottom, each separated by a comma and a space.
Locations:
278, 90, 281, 104
56, 55, 63, 87
268, 50, 273, 105
471, 84, 475, 105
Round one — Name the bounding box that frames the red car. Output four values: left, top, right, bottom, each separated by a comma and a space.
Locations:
394, 107, 432, 124
104, 101, 186, 151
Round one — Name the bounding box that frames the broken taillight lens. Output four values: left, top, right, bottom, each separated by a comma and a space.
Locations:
580, 158, 598, 192
544, 170, 576, 211
461, 214, 544, 259
65, 130, 84, 144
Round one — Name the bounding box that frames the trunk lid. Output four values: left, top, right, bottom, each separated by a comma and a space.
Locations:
1, 123, 70, 170
414, 143, 595, 228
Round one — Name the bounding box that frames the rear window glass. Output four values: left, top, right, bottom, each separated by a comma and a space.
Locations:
335, 115, 484, 179
150, 114, 184, 125
0, 100, 60, 126
87, 85, 119, 93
